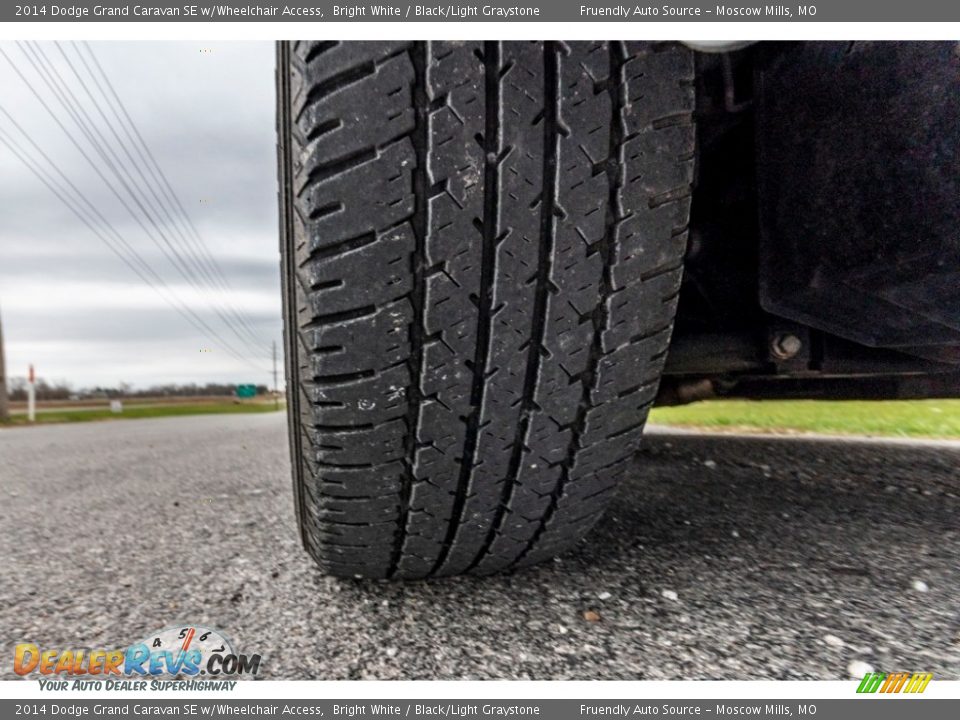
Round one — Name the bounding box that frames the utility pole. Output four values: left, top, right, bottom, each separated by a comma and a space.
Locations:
272, 340, 279, 409
27, 363, 36, 423
0, 307, 8, 422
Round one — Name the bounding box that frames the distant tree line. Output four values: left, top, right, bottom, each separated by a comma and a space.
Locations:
6, 379, 269, 401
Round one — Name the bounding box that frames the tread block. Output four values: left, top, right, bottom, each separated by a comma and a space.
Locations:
298, 53, 415, 167
301, 223, 414, 316
306, 363, 410, 426
296, 41, 413, 89
304, 298, 411, 376
311, 461, 407, 498
301, 139, 416, 250
307, 417, 406, 466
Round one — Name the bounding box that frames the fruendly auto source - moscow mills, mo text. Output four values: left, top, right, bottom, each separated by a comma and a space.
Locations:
13, 3, 817, 20
579, 4, 812, 17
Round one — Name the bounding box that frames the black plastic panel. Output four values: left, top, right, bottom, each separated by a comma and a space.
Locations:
756, 42, 960, 349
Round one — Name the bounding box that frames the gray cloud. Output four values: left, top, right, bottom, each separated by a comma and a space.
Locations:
0, 41, 282, 389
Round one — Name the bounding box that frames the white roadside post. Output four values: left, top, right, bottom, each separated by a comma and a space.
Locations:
27, 363, 36, 423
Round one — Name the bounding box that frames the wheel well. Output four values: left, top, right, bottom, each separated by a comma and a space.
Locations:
664, 43, 960, 403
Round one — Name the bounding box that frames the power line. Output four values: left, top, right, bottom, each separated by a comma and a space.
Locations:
21, 41, 208, 290
21, 41, 266, 357
3, 43, 269, 365
61, 41, 271, 352
0, 123, 269, 374
0, 50, 270, 372
76, 41, 271, 350
0, 48, 187, 294
0, 107, 155, 288
54, 43, 222, 291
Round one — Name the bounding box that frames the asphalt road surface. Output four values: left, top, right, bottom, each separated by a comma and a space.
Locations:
1, 413, 958, 680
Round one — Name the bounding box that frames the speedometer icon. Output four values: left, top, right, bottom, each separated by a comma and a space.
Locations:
132, 625, 235, 676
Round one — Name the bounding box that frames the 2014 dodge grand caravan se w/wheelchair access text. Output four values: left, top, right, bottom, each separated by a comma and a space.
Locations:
274, 41, 960, 579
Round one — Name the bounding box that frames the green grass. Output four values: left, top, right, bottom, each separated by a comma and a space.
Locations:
0, 401, 283, 426
648, 399, 960, 439
8, 397, 958, 438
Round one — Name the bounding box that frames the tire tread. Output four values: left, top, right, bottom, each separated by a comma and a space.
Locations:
279, 41, 694, 578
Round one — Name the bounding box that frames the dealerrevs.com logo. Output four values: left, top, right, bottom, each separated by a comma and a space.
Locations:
14, 625, 261, 689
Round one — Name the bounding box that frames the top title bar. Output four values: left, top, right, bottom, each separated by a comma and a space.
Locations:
6, 1, 960, 22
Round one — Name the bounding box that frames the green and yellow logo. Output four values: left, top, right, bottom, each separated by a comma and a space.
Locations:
857, 672, 932, 694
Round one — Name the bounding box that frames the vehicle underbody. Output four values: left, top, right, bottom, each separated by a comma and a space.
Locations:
662, 41, 960, 405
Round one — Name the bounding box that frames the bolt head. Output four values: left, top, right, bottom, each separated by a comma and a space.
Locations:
772, 333, 802, 360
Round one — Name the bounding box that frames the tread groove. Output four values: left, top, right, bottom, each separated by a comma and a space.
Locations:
467, 42, 559, 573
431, 40, 502, 576
510, 41, 626, 569
390, 41, 428, 579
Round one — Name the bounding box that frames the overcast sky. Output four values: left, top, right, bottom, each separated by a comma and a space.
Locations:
0, 41, 281, 390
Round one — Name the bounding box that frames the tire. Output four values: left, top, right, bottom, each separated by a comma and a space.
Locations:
277, 41, 695, 579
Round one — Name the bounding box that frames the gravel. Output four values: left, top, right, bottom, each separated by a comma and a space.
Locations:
1, 413, 958, 680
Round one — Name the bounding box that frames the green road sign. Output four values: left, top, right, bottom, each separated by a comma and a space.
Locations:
235, 384, 257, 399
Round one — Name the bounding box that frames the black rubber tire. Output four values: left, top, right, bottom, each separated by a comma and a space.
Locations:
277, 41, 695, 579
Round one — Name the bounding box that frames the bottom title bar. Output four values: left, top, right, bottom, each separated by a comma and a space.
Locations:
3, 700, 958, 720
